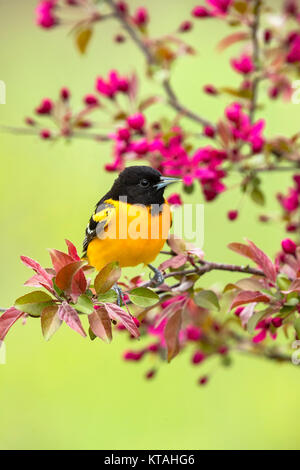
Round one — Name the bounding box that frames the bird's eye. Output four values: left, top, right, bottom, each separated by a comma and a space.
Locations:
139, 178, 150, 188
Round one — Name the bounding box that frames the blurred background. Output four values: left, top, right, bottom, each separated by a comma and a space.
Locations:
0, 0, 300, 450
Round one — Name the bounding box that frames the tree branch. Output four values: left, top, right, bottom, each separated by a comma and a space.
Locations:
140, 258, 264, 290
105, 0, 213, 128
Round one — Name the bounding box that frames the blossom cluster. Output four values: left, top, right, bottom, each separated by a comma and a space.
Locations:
3, 0, 300, 384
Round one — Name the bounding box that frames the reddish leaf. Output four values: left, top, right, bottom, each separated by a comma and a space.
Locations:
65, 239, 81, 261
55, 260, 87, 294
229, 241, 276, 282
24, 274, 54, 291
247, 240, 277, 283
41, 305, 62, 341
20, 256, 53, 291
228, 242, 255, 260
164, 310, 182, 362
58, 302, 86, 337
230, 291, 271, 310
159, 254, 187, 271
104, 303, 140, 338
217, 31, 249, 52
48, 249, 74, 273
0, 308, 24, 341
88, 307, 112, 343
155, 298, 185, 328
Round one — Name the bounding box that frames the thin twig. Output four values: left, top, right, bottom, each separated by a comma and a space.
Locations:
249, 0, 262, 123
105, 0, 212, 128
162, 79, 213, 128
1, 126, 110, 142
106, 0, 155, 64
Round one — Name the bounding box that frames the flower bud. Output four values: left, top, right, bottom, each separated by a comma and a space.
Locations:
281, 238, 297, 254
192, 6, 210, 18
192, 351, 205, 365
227, 210, 238, 221
127, 113, 145, 130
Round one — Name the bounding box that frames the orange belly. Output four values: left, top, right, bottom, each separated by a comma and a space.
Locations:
87, 200, 171, 271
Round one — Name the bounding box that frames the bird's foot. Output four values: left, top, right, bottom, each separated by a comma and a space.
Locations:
112, 284, 124, 307
148, 264, 164, 286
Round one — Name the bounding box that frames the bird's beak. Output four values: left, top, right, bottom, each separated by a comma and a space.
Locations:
154, 176, 181, 191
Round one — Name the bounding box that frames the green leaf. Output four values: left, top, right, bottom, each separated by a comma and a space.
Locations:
250, 187, 265, 206
41, 305, 62, 341
94, 262, 121, 295
276, 274, 291, 291
129, 287, 159, 308
75, 294, 95, 315
294, 318, 300, 338
247, 309, 267, 334
88, 306, 112, 343
194, 290, 220, 311
52, 278, 63, 297
97, 289, 118, 303
88, 327, 97, 341
75, 27, 93, 54
15, 291, 54, 317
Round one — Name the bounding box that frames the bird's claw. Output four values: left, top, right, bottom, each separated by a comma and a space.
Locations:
148, 264, 164, 286
112, 284, 123, 306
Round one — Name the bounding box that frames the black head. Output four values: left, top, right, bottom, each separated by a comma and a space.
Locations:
107, 166, 180, 206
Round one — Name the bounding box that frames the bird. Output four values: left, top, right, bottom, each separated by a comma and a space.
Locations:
83, 165, 180, 286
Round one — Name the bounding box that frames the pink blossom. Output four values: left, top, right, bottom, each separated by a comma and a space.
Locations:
228, 210, 238, 221
198, 375, 209, 385
116, 1, 128, 15
130, 138, 149, 155
84, 94, 99, 106
179, 20, 193, 32
132, 7, 149, 26
281, 238, 297, 254
145, 369, 157, 379
206, 0, 232, 15
127, 113, 145, 130
218, 346, 228, 355
272, 317, 283, 328
36, 1, 57, 29
192, 6, 211, 17
95, 70, 130, 98
148, 343, 159, 353
253, 319, 277, 343
287, 34, 300, 63
40, 129, 52, 139
117, 127, 131, 141
60, 87, 70, 101
123, 350, 145, 361
277, 187, 299, 212
225, 103, 265, 153
231, 54, 254, 75
167, 193, 183, 206
186, 326, 202, 341
204, 125, 216, 138
36, 98, 53, 115
192, 351, 206, 364
203, 84, 218, 95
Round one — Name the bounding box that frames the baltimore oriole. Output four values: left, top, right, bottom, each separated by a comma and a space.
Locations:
83, 166, 179, 284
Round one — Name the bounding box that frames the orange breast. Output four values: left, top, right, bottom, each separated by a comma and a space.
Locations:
87, 200, 172, 271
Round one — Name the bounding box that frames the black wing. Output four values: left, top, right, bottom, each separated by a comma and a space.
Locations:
82, 200, 115, 256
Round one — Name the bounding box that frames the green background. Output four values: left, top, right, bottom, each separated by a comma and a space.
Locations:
0, 0, 299, 450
